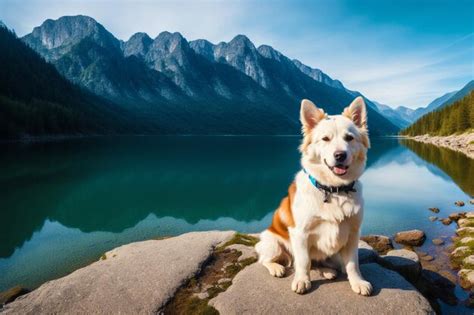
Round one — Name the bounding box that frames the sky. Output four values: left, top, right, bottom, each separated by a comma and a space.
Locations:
1, 0, 473, 109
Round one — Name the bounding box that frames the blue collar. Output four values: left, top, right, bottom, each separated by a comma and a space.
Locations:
303, 168, 356, 203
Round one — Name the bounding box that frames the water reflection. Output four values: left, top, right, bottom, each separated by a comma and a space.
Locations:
0, 136, 470, 291
401, 139, 473, 196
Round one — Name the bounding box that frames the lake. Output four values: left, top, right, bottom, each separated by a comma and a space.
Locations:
0, 136, 472, 293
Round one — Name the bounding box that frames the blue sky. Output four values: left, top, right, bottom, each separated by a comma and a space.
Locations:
1, 0, 472, 108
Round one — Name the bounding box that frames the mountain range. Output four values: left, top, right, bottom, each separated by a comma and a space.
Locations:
373, 80, 474, 128
2, 15, 471, 138
14, 15, 400, 136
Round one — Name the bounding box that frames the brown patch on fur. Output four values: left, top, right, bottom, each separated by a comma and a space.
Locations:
268, 182, 296, 239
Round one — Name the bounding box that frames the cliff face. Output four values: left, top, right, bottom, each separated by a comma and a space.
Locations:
2, 231, 433, 314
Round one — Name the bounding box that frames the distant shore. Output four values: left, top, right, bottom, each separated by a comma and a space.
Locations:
404, 132, 474, 159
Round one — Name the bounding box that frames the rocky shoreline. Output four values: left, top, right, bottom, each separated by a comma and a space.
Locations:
2, 200, 474, 314
405, 133, 474, 159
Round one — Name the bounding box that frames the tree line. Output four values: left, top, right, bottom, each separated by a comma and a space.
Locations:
400, 91, 474, 136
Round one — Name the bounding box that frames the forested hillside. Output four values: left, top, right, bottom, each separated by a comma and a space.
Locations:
0, 27, 152, 139
400, 91, 473, 136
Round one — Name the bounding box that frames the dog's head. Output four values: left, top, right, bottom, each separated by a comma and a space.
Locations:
299, 96, 370, 186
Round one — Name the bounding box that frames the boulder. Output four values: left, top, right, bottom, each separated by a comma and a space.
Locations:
466, 212, 474, 219
380, 249, 421, 282
360, 235, 393, 254
3, 231, 235, 314
458, 269, 474, 289
209, 263, 434, 314
428, 216, 438, 222
417, 270, 456, 305
432, 238, 444, 246
455, 201, 465, 207
357, 240, 378, 264
394, 230, 426, 246
470, 200, 474, 205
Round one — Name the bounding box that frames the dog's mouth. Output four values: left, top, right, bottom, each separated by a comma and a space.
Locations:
324, 159, 349, 176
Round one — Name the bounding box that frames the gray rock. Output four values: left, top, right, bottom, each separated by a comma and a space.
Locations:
428, 216, 438, 222
3, 231, 235, 314
209, 263, 433, 314
380, 249, 421, 282
358, 240, 378, 264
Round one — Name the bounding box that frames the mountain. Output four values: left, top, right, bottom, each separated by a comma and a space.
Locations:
393, 80, 474, 123
292, 59, 345, 90
372, 102, 411, 128
20, 15, 399, 135
0, 26, 155, 139
400, 91, 473, 136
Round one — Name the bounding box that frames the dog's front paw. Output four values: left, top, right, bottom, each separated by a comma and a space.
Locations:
291, 276, 311, 294
350, 279, 372, 296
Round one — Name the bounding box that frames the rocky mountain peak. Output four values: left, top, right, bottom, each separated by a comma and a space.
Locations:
123, 32, 153, 57
189, 39, 215, 61
257, 45, 284, 61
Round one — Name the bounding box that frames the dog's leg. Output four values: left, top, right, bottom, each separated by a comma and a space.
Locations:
255, 230, 287, 277
318, 267, 337, 280
340, 229, 372, 296
289, 227, 311, 294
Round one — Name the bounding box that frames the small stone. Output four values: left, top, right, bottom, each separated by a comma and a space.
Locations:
194, 291, 209, 299
459, 236, 474, 244
420, 255, 434, 261
429, 207, 440, 213
394, 230, 426, 246
455, 201, 465, 207
440, 218, 452, 225
451, 246, 472, 259
470, 200, 474, 205
457, 218, 474, 228
448, 212, 465, 221
380, 249, 421, 282
217, 278, 231, 284
360, 235, 393, 254
456, 227, 474, 237
432, 238, 444, 246
462, 255, 474, 267
429, 216, 438, 222
458, 269, 474, 289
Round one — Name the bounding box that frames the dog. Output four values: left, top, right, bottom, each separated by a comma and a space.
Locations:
255, 96, 372, 295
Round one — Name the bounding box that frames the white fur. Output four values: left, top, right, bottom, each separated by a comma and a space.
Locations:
255, 97, 372, 296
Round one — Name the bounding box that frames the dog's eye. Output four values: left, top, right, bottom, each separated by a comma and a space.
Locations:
322, 136, 330, 142
344, 134, 354, 142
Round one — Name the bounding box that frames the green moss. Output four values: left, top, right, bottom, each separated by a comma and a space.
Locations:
100, 254, 107, 260
216, 233, 259, 252
176, 296, 219, 315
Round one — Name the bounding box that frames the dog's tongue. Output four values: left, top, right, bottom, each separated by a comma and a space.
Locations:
333, 166, 347, 175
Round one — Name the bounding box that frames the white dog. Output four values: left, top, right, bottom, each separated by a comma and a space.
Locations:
255, 96, 372, 295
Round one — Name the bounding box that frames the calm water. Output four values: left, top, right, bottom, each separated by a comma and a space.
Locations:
0, 136, 472, 292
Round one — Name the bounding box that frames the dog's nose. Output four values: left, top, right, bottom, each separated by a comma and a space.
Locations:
334, 151, 347, 163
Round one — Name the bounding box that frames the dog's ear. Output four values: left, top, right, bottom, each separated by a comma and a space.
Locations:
300, 99, 325, 135
343, 96, 368, 130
